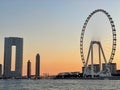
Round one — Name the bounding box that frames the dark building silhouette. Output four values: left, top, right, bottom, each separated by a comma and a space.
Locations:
0, 64, 2, 77
88, 64, 100, 73
55, 72, 82, 79
27, 60, 31, 79
102, 63, 116, 74
109, 63, 117, 74
82, 64, 100, 74
35, 53, 40, 78
4, 37, 23, 78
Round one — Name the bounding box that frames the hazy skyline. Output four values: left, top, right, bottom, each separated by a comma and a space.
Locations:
0, 0, 120, 75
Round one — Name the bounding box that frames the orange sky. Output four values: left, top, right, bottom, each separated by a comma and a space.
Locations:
1, 1, 120, 76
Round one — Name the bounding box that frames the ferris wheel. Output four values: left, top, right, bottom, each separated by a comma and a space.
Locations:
80, 9, 117, 78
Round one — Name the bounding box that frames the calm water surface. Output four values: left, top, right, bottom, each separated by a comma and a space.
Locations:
0, 79, 120, 90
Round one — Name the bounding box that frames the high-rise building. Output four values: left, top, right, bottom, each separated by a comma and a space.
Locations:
3, 37, 23, 78
0, 64, 2, 77
27, 60, 31, 79
35, 53, 40, 78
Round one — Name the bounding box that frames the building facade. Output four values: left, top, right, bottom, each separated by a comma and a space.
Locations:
82, 64, 100, 74
88, 64, 100, 73
109, 63, 117, 74
27, 60, 31, 78
102, 63, 116, 74
0, 64, 2, 77
3, 37, 23, 78
35, 53, 40, 78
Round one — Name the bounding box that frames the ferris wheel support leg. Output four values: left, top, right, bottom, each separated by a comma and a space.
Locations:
100, 44, 107, 68
99, 44, 101, 72
91, 44, 94, 78
100, 43, 111, 76
83, 42, 92, 78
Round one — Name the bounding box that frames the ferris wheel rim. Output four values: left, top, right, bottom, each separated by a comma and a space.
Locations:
80, 9, 116, 66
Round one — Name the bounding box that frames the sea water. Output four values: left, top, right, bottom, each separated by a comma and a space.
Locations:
0, 79, 120, 90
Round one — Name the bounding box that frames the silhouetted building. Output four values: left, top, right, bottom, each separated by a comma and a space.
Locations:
102, 63, 107, 72
88, 64, 100, 73
116, 70, 120, 75
110, 63, 117, 74
102, 63, 116, 74
93, 64, 100, 73
35, 53, 40, 78
82, 67, 85, 73
0, 64, 2, 77
4, 37, 23, 78
55, 72, 81, 79
27, 60, 31, 78
83, 64, 100, 74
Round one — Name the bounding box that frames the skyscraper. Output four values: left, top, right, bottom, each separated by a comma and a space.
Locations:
0, 64, 2, 77
3, 37, 23, 78
27, 60, 31, 79
35, 53, 40, 79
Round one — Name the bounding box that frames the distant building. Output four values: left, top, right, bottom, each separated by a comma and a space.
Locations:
93, 64, 100, 73
102, 63, 116, 74
116, 70, 120, 75
110, 63, 117, 74
35, 53, 40, 78
27, 60, 31, 78
88, 64, 100, 73
3, 37, 23, 78
56, 72, 81, 79
0, 64, 2, 77
82, 64, 100, 74
82, 66, 91, 74
102, 63, 107, 72
82, 67, 85, 73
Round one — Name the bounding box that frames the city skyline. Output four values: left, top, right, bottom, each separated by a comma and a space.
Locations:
0, 1, 120, 75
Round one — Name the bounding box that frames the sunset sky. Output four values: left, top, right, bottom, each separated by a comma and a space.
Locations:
0, 0, 120, 76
